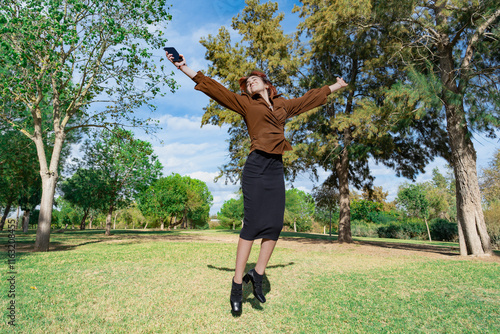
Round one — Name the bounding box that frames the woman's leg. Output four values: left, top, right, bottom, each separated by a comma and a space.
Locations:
234, 238, 254, 283
254, 238, 277, 275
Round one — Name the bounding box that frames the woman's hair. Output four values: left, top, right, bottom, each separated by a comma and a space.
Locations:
239, 71, 278, 98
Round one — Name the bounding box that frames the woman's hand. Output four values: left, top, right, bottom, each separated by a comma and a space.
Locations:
329, 77, 348, 93
336, 77, 348, 88
165, 51, 197, 79
166, 51, 186, 69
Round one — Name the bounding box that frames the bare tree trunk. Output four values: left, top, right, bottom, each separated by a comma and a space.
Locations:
89, 214, 94, 229
450, 124, 491, 255
105, 205, 114, 236
450, 126, 491, 255
34, 122, 65, 252
293, 219, 297, 232
0, 199, 13, 230
22, 209, 30, 233
113, 212, 118, 230
336, 129, 352, 243
16, 206, 20, 229
34, 174, 58, 251
424, 217, 432, 242
183, 209, 188, 229
439, 45, 491, 256
80, 209, 89, 230
160, 218, 164, 230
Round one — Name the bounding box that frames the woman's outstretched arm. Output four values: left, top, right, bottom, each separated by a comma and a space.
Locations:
166, 51, 197, 79
165, 50, 248, 115
329, 77, 348, 93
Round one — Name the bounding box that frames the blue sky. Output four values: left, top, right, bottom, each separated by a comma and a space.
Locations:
136, 0, 498, 215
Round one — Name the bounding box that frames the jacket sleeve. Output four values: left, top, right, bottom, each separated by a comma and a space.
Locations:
284, 85, 331, 118
192, 71, 248, 116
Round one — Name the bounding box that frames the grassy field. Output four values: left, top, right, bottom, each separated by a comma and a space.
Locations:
1, 229, 499, 333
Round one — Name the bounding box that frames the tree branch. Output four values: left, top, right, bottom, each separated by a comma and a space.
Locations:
460, 8, 500, 87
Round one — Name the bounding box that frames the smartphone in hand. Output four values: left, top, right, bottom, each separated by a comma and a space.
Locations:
163, 47, 183, 62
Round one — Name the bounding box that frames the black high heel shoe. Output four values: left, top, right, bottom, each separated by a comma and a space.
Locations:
243, 269, 266, 303
230, 279, 242, 313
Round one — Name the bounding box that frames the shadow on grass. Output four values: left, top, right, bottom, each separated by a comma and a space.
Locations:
208, 261, 295, 316
0, 229, 200, 256
355, 239, 461, 256
279, 231, 466, 257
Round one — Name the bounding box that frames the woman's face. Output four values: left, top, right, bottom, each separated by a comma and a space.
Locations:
245, 75, 267, 96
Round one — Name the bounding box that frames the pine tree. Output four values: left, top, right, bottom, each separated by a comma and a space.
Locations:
381, 0, 499, 255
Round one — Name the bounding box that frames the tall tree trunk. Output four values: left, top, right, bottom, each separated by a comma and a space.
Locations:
34, 123, 65, 252
34, 174, 58, 251
336, 129, 352, 243
80, 209, 89, 230
0, 199, 13, 230
113, 212, 118, 230
439, 45, 491, 256
22, 209, 30, 233
447, 108, 491, 255
105, 205, 114, 236
424, 217, 431, 242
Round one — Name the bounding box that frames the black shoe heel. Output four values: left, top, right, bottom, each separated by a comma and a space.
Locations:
243, 274, 250, 284
243, 269, 266, 303
230, 279, 242, 314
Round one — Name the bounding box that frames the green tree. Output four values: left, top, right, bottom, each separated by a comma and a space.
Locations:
0, 123, 42, 230
312, 177, 339, 236
77, 129, 162, 236
200, 0, 302, 185
138, 174, 187, 230
59, 168, 109, 230
113, 204, 145, 229
351, 200, 383, 223
285, 188, 315, 232
423, 167, 456, 221
480, 149, 500, 207
383, 1, 499, 255
185, 177, 213, 229
397, 183, 432, 241
0, 0, 176, 251
289, 0, 448, 244
53, 198, 84, 230
218, 195, 244, 230
18, 183, 42, 233
138, 174, 213, 230
200, 0, 448, 245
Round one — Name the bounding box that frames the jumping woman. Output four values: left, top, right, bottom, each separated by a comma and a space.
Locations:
166, 50, 347, 313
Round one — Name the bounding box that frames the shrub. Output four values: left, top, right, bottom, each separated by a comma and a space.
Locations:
351, 220, 379, 238
377, 219, 428, 240
217, 216, 242, 230
430, 218, 458, 242
370, 211, 400, 225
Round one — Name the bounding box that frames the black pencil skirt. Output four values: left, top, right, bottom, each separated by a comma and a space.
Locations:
240, 150, 285, 241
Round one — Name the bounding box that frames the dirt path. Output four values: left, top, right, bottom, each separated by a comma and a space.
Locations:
125, 231, 500, 263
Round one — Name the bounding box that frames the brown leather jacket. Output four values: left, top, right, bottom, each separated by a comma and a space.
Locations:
193, 71, 331, 155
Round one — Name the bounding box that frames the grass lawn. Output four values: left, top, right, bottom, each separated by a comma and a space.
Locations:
1, 229, 499, 333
